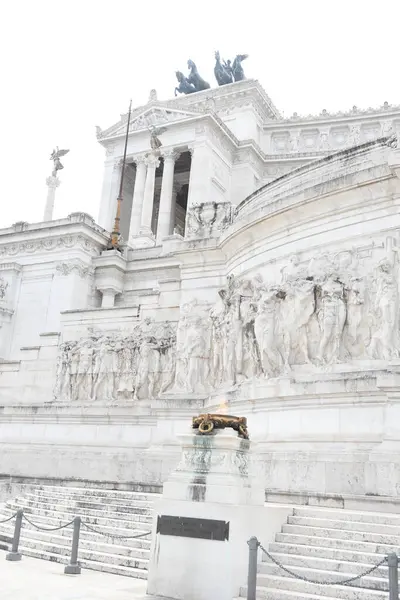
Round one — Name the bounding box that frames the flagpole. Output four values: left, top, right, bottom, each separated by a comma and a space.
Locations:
108, 99, 132, 250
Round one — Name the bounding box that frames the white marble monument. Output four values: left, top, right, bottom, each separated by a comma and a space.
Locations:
1, 78, 400, 507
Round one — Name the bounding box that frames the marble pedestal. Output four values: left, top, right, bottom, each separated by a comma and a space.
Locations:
147, 429, 265, 600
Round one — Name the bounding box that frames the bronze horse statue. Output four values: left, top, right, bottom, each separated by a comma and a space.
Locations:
174, 71, 196, 96
214, 50, 233, 86
187, 59, 210, 92
232, 54, 248, 81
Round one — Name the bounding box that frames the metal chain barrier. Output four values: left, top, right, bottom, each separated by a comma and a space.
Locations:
22, 514, 75, 532
81, 520, 151, 539
0, 512, 18, 524
258, 541, 388, 586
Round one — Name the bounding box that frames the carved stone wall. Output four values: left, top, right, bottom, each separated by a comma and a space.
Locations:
172, 238, 400, 395
54, 318, 176, 403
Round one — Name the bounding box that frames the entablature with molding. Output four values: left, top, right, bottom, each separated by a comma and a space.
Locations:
0, 213, 109, 260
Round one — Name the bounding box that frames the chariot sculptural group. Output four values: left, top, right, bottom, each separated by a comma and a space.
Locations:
174, 52, 248, 96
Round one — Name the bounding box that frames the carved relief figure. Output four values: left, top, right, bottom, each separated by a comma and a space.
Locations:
254, 287, 283, 377
173, 300, 210, 393
369, 259, 399, 359
316, 275, 347, 364
344, 276, 367, 358
210, 302, 225, 386
282, 277, 315, 369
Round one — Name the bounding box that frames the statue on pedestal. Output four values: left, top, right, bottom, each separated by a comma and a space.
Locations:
50, 147, 70, 177
149, 125, 167, 154
44, 147, 69, 221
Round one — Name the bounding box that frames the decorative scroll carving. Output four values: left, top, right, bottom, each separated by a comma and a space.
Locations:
0, 235, 101, 258
56, 260, 94, 279
53, 319, 176, 403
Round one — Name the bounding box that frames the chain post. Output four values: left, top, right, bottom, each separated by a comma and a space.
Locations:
247, 537, 259, 600
389, 553, 399, 600
64, 516, 81, 575
6, 509, 23, 562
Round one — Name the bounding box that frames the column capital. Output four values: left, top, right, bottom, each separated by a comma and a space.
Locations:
162, 149, 181, 163
132, 153, 147, 166
113, 158, 123, 171
46, 176, 60, 189
144, 154, 160, 168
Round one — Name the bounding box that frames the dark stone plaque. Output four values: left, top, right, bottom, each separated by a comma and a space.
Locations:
156, 515, 229, 541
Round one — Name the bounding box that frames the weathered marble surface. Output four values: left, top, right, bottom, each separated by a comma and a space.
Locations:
1, 89, 400, 503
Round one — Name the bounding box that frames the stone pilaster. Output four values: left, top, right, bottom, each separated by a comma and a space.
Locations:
98, 159, 121, 232
94, 250, 126, 308
186, 143, 212, 210
157, 150, 180, 243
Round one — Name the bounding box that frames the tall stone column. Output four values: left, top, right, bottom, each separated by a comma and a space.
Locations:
156, 150, 180, 242
128, 155, 147, 243
43, 176, 60, 221
169, 184, 179, 235
140, 155, 160, 236
98, 160, 121, 232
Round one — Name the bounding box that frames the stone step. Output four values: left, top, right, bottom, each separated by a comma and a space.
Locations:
287, 516, 400, 536
0, 513, 151, 544
268, 542, 387, 566
293, 507, 400, 527
24, 492, 154, 511
3, 546, 147, 579
261, 551, 388, 579
275, 532, 400, 555
259, 563, 388, 592
239, 586, 382, 600
7, 498, 153, 524
1, 535, 150, 570
281, 524, 400, 547
12, 497, 153, 520
3, 503, 152, 531
33, 486, 160, 502
247, 574, 387, 600
0, 522, 151, 557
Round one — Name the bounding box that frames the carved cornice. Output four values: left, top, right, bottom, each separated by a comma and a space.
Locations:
0, 234, 102, 259
0, 262, 22, 272
277, 102, 400, 125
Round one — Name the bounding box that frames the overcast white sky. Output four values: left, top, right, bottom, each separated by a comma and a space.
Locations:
0, 0, 399, 229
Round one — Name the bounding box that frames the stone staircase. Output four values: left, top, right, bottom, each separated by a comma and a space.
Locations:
0, 485, 160, 578
240, 505, 400, 600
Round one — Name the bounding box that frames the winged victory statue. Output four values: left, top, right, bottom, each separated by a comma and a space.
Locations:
50, 147, 70, 177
